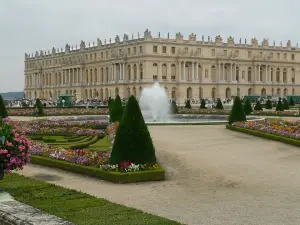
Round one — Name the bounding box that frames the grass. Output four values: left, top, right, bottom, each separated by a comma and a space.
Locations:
88, 135, 111, 152
1, 174, 183, 225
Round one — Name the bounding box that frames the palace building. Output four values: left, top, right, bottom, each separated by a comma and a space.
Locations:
24, 29, 300, 104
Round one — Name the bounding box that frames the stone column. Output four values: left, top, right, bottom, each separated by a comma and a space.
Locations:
196, 62, 199, 80
137, 63, 140, 80
178, 61, 182, 80
122, 63, 125, 80
130, 63, 134, 81
168, 62, 171, 80
119, 63, 122, 80
192, 62, 194, 81
233, 64, 236, 81
222, 64, 225, 81
230, 63, 233, 81
183, 61, 186, 80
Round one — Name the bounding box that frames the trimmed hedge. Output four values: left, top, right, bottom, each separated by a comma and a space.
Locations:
226, 125, 300, 147
30, 156, 165, 183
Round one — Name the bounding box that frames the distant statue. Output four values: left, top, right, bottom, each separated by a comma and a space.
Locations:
287, 40, 291, 48
123, 34, 129, 41
273, 41, 275, 46
40, 50, 44, 56
88, 42, 91, 47
262, 38, 269, 47
280, 41, 282, 47
104, 39, 106, 45
138, 32, 140, 39
80, 40, 85, 49
132, 34, 134, 39
202, 35, 204, 41
144, 29, 152, 38
189, 33, 197, 41
158, 32, 160, 38
215, 35, 222, 43
239, 38, 241, 44
175, 32, 183, 40
251, 38, 258, 46
227, 36, 234, 45
208, 36, 210, 42
245, 38, 247, 44
109, 38, 111, 44
167, 32, 170, 39
115, 35, 120, 43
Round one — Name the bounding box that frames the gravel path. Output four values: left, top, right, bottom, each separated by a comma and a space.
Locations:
18, 125, 300, 225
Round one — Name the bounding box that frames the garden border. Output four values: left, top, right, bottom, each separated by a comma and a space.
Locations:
226, 125, 300, 147
30, 156, 165, 183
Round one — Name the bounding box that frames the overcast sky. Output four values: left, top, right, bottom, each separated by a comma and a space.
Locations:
0, 0, 299, 92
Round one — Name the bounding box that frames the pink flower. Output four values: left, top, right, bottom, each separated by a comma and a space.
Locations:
18, 145, 25, 151
6, 141, 12, 147
0, 149, 8, 154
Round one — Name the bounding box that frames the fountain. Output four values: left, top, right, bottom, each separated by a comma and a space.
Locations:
139, 82, 170, 122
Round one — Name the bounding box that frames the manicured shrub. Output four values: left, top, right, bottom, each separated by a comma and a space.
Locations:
276, 98, 284, 111
200, 99, 207, 109
108, 97, 115, 112
110, 95, 157, 165
215, 98, 224, 110
228, 96, 246, 125
254, 101, 263, 111
35, 98, 44, 116
243, 99, 253, 115
184, 99, 191, 109
109, 95, 123, 122
0, 94, 8, 118
289, 97, 295, 106
283, 98, 289, 110
265, 99, 272, 109
170, 100, 178, 114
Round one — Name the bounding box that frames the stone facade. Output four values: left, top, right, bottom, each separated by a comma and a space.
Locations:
24, 29, 300, 104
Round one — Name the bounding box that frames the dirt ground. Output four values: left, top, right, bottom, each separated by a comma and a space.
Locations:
18, 124, 300, 225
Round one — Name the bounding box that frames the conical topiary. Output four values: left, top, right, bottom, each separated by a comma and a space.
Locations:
215, 98, 224, 110
184, 99, 191, 109
283, 98, 289, 110
35, 98, 44, 116
170, 100, 178, 114
254, 101, 263, 111
200, 99, 207, 109
0, 95, 8, 118
108, 97, 115, 112
265, 99, 272, 109
109, 95, 157, 165
243, 99, 253, 115
109, 95, 123, 122
289, 97, 295, 106
229, 96, 246, 125
276, 98, 284, 111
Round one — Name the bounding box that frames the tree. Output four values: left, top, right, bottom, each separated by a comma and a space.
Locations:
265, 99, 272, 109
170, 100, 178, 114
0, 95, 8, 118
200, 99, 207, 109
243, 99, 253, 115
109, 95, 157, 165
276, 98, 284, 111
254, 101, 263, 111
289, 97, 295, 106
108, 97, 115, 112
109, 95, 124, 122
35, 98, 44, 116
229, 96, 246, 125
184, 99, 191, 109
215, 98, 224, 110
283, 98, 290, 110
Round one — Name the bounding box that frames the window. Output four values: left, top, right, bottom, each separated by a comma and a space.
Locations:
101, 52, 103, 59
259, 52, 262, 58
211, 49, 215, 56
162, 46, 167, 53
224, 50, 227, 56
197, 48, 201, 55
184, 47, 188, 54
127, 48, 131, 55
248, 51, 252, 58
134, 47, 136, 54
284, 53, 287, 59
171, 47, 176, 54
277, 53, 280, 60
106, 51, 108, 58
85, 55, 88, 60
59, 59, 61, 64
292, 54, 295, 60
90, 54, 92, 60
153, 46, 158, 53
94, 53, 97, 59
139, 46, 143, 53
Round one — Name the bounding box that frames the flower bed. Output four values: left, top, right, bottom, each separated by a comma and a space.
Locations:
8, 107, 109, 116
29, 121, 165, 183
227, 120, 300, 147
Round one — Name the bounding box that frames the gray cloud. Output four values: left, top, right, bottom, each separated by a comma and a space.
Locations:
0, 0, 299, 92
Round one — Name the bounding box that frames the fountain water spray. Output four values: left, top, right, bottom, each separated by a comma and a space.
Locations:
139, 82, 170, 122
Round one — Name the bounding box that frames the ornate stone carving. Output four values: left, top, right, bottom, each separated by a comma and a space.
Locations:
176, 32, 183, 40
264, 52, 272, 60
25, 53, 28, 59
287, 40, 291, 48
123, 34, 129, 42
65, 44, 70, 53
80, 40, 85, 50
229, 50, 239, 59
262, 38, 269, 47
52, 47, 56, 55
177, 48, 184, 55
115, 35, 120, 44
251, 38, 258, 47
144, 29, 152, 39
215, 35, 223, 43
227, 36, 234, 45
39, 50, 44, 57
253, 52, 261, 60
189, 33, 196, 41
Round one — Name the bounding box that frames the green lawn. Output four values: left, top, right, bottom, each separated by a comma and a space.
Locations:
1, 174, 183, 225
88, 135, 111, 152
